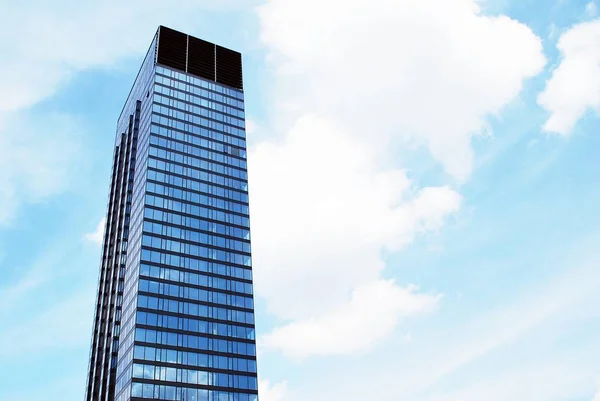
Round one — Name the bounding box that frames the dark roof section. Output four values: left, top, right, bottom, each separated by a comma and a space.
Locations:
188, 36, 215, 81
216, 45, 243, 90
156, 26, 187, 72
156, 25, 243, 91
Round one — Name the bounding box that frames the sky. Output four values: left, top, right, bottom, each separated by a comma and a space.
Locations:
0, 0, 599, 400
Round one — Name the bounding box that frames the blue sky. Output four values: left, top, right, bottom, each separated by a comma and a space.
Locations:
0, 0, 600, 400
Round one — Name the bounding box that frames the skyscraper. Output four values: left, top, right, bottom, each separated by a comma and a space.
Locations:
85, 26, 258, 401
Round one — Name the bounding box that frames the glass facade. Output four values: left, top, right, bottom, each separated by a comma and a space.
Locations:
86, 27, 258, 401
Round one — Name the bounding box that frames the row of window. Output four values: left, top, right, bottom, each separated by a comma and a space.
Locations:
154, 89, 244, 124
152, 102, 245, 134
147, 170, 247, 200
144, 208, 250, 240
155, 82, 244, 115
148, 140, 247, 174
134, 345, 256, 373
150, 131, 245, 167
145, 189, 249, 226
138, 294, 255, 325
138, 278, 254, 310
140, 263, 252, 295
148, 157, 247, 191
154, 85, 244, 119
142, 222, 251, 253
151, 112, 245, 140
149, 148, 246, 183
156, 67, 244, 103
136, 310, 255, 340
134, 328, 256, 356
155, 70, 244, 107
128, 381, 257, 401
140, 250, 253, 281
146, 171, 248, 210
150, 134, 246, 177
156, 68, 244, 103
141, 234, 251, 266
132, 363, 257, 390
151, 118, 247, 152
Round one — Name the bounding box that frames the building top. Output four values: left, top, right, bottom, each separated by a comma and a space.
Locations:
156, 25, 243, 91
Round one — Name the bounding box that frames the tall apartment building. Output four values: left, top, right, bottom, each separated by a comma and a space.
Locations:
85, 26, 259, 401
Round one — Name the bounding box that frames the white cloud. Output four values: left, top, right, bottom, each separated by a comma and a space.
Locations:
250, 115, 460, 321
246, 118, 269, 146
538, 19, 600, 135
249, 115, 460, 357
260, 279, 440, 359
258, 0, 545, 181
84, 218, 106, 246
251, 0, 541, 359
259, 380, 288, 401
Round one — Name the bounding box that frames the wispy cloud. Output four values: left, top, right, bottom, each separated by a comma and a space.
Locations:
0, 112, 83, 225
419, 352, 599, 401
0, 288, 95, 357
0, 269, 47, 311
266, 234, 600, 401
585, 2, 598, 18
410, 259, 600, 391
0, 0, 246, 223
2, 372, 87, 401
0, 242, 73, 311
